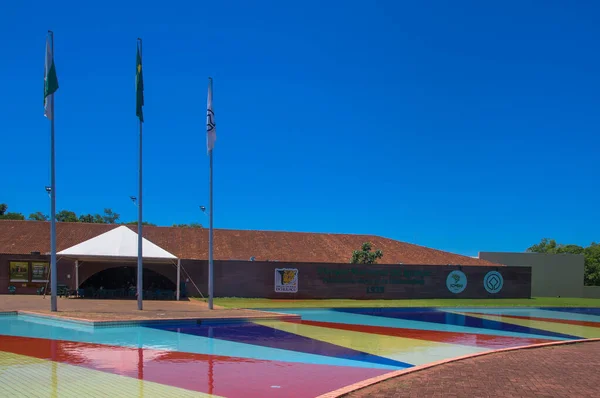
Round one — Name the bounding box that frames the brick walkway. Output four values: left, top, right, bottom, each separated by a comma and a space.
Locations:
0, 295, 292, 323
345, 341, 600, 398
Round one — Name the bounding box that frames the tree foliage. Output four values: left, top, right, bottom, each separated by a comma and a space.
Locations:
0, 202, 193, 228
124, 221, 157, 226
102, 208, 120, 224
55, 210, 78, 222
527, 238, 600, 286
78, 214, 97, 223
0, 204, 25, 220
172, 223, 203, 228
351, 242, 384, 264
28, 212, 49, 221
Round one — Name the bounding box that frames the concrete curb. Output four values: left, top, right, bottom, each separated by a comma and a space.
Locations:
15, 309, 300, 327
317, 338, 600, 398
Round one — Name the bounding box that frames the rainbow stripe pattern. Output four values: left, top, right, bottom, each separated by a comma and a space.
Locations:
1, 307, 599, 397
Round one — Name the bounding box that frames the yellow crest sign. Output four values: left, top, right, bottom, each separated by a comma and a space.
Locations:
274, 268, 298, 293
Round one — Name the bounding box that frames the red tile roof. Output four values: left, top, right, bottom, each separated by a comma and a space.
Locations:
0, 220, 501, 266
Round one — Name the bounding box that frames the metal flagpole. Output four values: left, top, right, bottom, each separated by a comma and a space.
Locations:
207, 77, 215, 310
49, 30, 57, 312
208, 148, 214, 309
137, 38, 144, 311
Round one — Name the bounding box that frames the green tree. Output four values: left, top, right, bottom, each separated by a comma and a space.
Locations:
172, 223, 203, 228
124, 221, 157, 226
351, 242, 384, 264
28, 212, 49, 221
78, 214, 95, 223
527, 238, 600, 286
102, 208, 120, 224
527, 238, 558, 253
0, 204, 25, 220
55, 210, 78, 222
0, 212, 25, 220
583, 243, 600, 286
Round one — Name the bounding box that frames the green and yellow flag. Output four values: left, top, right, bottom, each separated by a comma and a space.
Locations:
136, 41, 144, 122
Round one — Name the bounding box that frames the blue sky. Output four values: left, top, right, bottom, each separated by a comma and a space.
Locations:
2, 1, 599, 257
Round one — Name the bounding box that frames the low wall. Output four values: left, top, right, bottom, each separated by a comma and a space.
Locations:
185, 260, 531, 299
583, 286, 600, 299
479, 252, 585, 298
1, 255, 532, 299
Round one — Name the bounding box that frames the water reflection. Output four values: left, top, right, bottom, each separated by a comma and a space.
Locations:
2, 307, 599, 397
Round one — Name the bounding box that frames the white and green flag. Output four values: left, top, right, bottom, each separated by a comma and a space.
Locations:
206, 78, 216, 152
44, 32, 59, 120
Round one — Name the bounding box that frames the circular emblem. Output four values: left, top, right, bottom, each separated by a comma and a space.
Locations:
446, 270, 467, 294
483, 271, 504, 294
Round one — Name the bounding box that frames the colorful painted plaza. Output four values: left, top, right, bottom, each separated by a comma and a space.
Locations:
1, 307, 600, 397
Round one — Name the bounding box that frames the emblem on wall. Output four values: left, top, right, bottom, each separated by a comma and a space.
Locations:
274, 268, 299, 293
446, 270, 467, 294
483, 271, 504, 294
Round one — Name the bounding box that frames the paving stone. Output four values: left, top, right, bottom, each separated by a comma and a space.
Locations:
346, 341, 600, 398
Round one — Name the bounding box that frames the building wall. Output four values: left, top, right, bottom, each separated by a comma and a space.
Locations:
181, 260, 531, 299
583, 286, 600, 299
0, 254, 178, 294
1, 254, 531, 299
0, 253, 75, 295
479, 252, 584, 298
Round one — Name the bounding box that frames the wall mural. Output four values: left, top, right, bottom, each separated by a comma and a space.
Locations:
446, 270, 467, 294
483, 271, 504, 294
274, 268, 299, 293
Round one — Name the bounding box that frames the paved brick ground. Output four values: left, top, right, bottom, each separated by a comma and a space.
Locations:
346, 341, 600, 398
0, 295, 289, 322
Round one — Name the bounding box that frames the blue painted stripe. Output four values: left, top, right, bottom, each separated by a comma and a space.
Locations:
0, 317, 400, 370
334, 308, 579, 339
148, 322, 411, 368
454, 308, 600, 323
542, 307, 600, 316
267, 309, 569, 340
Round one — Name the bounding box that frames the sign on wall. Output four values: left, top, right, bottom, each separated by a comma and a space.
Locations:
31, 262, 50, 282
317, 267, 431, 285
483, 271, 504, 294
274, 268, 299, 293
9, 261, 29, 282
446, 270, 467, 294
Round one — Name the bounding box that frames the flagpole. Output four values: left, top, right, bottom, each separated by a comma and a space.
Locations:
49, 30, 57, 312
137, 38, 143, 311
207, 77, 214, 310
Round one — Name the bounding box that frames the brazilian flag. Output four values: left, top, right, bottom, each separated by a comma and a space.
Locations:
136, 42, 144, 122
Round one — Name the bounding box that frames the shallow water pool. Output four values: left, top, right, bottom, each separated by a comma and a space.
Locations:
1, 307, 598, 397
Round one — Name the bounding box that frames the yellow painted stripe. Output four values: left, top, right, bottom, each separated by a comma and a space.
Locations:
0, 351, 219, 398
455, 312, 600, 339
254, 320, 487, 366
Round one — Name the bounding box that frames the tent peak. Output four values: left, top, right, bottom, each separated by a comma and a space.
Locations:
57, 225, 177, 260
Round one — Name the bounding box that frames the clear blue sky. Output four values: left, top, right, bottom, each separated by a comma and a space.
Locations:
2, 1, 599, 257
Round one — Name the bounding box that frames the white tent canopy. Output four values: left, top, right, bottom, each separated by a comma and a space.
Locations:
56, 226, 181, 300
57, 226, 177, 260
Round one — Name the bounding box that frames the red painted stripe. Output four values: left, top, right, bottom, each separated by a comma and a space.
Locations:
465, 313, 600, 328
286, 319, 553, 349
0, 334, 390, 398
